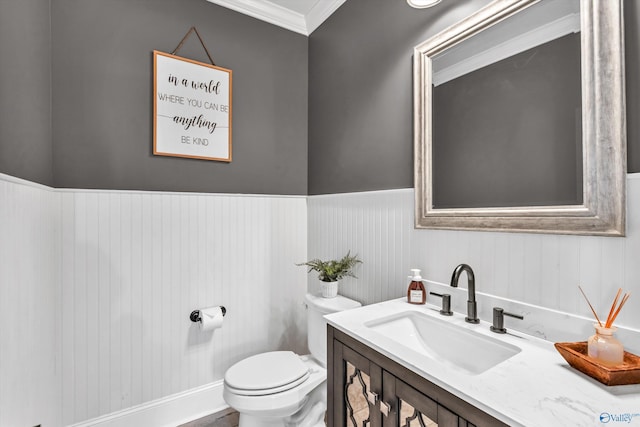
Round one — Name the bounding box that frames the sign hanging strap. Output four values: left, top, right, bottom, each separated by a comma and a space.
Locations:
171, 26, 216, 66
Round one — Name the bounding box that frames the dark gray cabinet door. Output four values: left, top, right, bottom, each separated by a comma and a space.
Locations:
331, 339, 382, 427
383, 373, 478, 427
383, 370, 438, 427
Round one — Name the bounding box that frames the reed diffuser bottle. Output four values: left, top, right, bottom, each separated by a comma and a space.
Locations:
588, 325, 624, 366
579, 286, 630, 366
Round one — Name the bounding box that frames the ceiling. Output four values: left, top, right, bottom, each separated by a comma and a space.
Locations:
206, 0, 347, 36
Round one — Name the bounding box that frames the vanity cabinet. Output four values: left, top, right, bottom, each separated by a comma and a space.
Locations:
327, 326, 508, 427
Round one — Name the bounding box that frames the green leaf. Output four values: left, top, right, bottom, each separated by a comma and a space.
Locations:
296, 251, 362, 282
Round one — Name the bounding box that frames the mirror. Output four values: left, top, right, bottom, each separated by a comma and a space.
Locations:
413, 0, 626, 236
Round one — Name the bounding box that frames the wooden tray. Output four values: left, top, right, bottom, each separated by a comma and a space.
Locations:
555, 342, 640, 386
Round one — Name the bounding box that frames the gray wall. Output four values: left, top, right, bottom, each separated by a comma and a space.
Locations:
0, 0, 53, 186
309, 0, 640, 195
3, 0, 639, 195
51, 0, 307, 195
0, 0, 308, 195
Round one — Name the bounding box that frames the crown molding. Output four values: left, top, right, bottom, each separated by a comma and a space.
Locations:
306, 0, 347, 34
207, 0, 306, 34
206, 0, 346, 36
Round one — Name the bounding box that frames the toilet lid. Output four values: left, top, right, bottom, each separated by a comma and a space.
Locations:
225, 351, 310, 392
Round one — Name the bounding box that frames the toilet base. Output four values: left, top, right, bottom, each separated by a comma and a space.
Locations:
237, 383, 326, 427
238, 402, 325, 427
239, 413, 287, 427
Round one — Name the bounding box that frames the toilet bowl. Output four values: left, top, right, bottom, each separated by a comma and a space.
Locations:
223, 293, 361, 427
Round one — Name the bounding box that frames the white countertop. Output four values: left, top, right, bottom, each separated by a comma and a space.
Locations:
325, 297, 640, 426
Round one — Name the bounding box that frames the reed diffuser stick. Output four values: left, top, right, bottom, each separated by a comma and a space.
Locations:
606, 292, 631, 328
578, 285, 603, 327
605, 288, 622, 327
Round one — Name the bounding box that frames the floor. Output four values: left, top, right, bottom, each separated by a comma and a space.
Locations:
178, 408, 239, 427
179, 407, 328, 427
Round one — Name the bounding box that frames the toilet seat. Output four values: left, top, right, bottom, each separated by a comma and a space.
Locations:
224, 351, 311, 396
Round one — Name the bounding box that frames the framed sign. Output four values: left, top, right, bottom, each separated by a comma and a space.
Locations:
153, 50, 232, 162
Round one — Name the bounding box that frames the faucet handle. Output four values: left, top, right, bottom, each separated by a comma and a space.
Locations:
490, 307, 523, 334
429, 292, 453, 316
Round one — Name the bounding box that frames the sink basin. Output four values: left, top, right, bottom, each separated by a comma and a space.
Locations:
364, 311, 521, 375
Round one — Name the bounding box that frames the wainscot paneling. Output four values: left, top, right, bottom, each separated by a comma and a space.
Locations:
0, 174, 61, 427
307, 189, 413, 304
5, 170, 640, 426
308, 175, 640, 345
59, 189, 307, 425
1, 172, 308, 426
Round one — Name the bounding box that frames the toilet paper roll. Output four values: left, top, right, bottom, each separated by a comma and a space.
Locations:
199, 306, 224, 331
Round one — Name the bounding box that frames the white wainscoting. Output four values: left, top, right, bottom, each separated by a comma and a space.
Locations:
4, 170, 640, 426
0, 173, 308, 427
59, 189, 308, 425
308, 189, 414, 304
308, 175, 640, 345
67, 381, 225, 427
0, 175, 61, 427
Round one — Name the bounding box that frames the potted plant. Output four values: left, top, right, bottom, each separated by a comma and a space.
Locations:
298, 252, 362, 298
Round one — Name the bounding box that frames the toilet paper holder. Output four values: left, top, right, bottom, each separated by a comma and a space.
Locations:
190, 306, 226, 322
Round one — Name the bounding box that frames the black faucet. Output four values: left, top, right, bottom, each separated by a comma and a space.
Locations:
450, 264, 479, 324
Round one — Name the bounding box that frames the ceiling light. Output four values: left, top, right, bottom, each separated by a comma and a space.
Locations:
407, 0, 442, 8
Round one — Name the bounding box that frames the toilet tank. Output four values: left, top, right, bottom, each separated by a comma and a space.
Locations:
304, 293, 361, 367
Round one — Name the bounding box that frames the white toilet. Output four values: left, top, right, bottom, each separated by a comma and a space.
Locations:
223, 293, 361, 427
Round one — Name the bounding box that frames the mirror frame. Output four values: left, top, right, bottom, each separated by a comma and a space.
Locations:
413, 0, 626, 236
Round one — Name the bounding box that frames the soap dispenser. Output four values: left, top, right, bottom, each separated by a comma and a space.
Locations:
407, 269, 426, 305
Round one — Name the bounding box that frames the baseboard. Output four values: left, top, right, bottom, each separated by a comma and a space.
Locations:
67, 381, 227, 427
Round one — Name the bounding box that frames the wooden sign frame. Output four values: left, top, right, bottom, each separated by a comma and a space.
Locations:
153, 50, 232, 162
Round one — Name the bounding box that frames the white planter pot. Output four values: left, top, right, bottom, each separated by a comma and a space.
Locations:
320, 280, 339, 298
